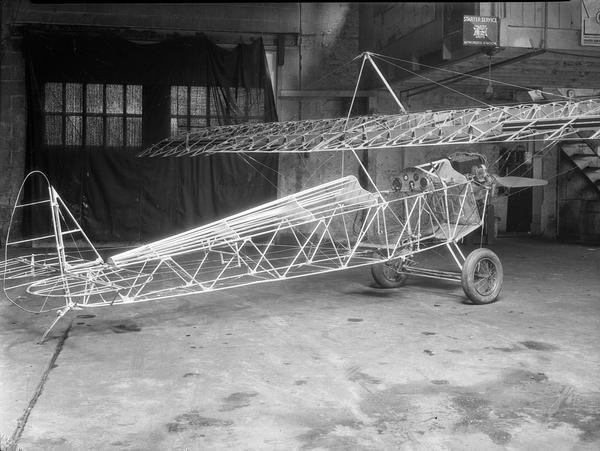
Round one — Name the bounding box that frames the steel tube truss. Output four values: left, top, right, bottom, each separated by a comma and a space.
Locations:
139, 99, 600, 157
2, 162, 485, 316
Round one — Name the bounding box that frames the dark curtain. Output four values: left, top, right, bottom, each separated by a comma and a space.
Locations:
23, 28, 278, 242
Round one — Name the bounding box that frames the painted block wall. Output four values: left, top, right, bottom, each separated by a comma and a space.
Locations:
361, 2, 595, 62
275, 3, 362, 200
499, 1, 584, 50
358, 2, 600, 240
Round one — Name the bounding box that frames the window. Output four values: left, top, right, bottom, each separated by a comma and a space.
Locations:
170, 85, 266, 136
170, 86, 208, 135
43, 82, 143, 148
228, 87, 265, 124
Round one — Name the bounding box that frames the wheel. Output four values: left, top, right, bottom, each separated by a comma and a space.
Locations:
461, 248, 503, 304
371, 257, 410, 288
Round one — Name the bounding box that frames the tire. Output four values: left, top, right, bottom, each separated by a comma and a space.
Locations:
371, 257, 410, 288
461, 248, 503, 304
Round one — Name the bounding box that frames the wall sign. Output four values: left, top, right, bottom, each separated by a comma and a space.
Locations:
582, 0, 600, 46
463, 15, 499, 47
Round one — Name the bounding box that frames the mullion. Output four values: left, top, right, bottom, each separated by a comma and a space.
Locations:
122, 85, 127, 148
206, 86, 211, 127
187, 86, 191, 132
102, 84, 107, 150
61, 82, 67, 146
82, 83, 87, 149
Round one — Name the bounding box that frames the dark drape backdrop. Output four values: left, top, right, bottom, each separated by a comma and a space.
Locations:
23, 28, 278, 242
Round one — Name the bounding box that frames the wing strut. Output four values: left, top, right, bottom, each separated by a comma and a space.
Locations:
365, 52, 407, 114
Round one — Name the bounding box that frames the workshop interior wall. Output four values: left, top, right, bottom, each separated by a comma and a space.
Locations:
1, 2, 598, 242
0, 2, 360, 240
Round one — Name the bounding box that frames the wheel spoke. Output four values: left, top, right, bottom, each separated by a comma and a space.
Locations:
473, 258, 497, 295
462, 249, 502, 304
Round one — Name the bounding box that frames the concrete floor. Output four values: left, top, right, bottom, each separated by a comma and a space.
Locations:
1, 237, 599, 450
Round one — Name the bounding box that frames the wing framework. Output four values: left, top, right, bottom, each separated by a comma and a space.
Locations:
140, 99, 600, 157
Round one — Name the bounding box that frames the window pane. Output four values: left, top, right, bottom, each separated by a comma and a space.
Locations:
44, 83, 63, 113
170, 86, 178, 115
65, 115, 82, 146
44, 115, 62, 145
170, 117, 189, 136
190, 117, 207, 130
106, 84, 123, 114
227, 87, 243, 117
209, 88, 220, 122
171, 85, 211, 135
250, 88, 265, 117
126, 85, 142, 114
170, 86, 188, 115
177, 86, 188, 115
126, 117, 142, 147
86, 116, 103, 146
86, 84, 103, 113
228, 87, 238, 101
190, 87, 206, 116
232, 88, 248, 116
65, 83, 82, 113
106, 117, 123, 146
177, 118, 189, 133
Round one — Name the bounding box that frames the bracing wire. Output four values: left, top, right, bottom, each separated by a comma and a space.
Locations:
370, 51, 573, 101
366, 53, 598, 207
29, 51, 600, 256
370, 54, 495, 109
236, 152, 282, 193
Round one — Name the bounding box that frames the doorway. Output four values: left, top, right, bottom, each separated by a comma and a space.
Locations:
499, 146, 533, 234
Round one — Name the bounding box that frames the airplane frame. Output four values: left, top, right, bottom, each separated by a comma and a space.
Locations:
3, 157, 497, 342
3, 52, 599, 342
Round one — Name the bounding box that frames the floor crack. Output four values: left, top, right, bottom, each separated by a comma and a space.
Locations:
6, 322, 72, 451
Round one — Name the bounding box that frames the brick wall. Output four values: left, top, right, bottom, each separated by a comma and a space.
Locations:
0, 35, 27, 241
